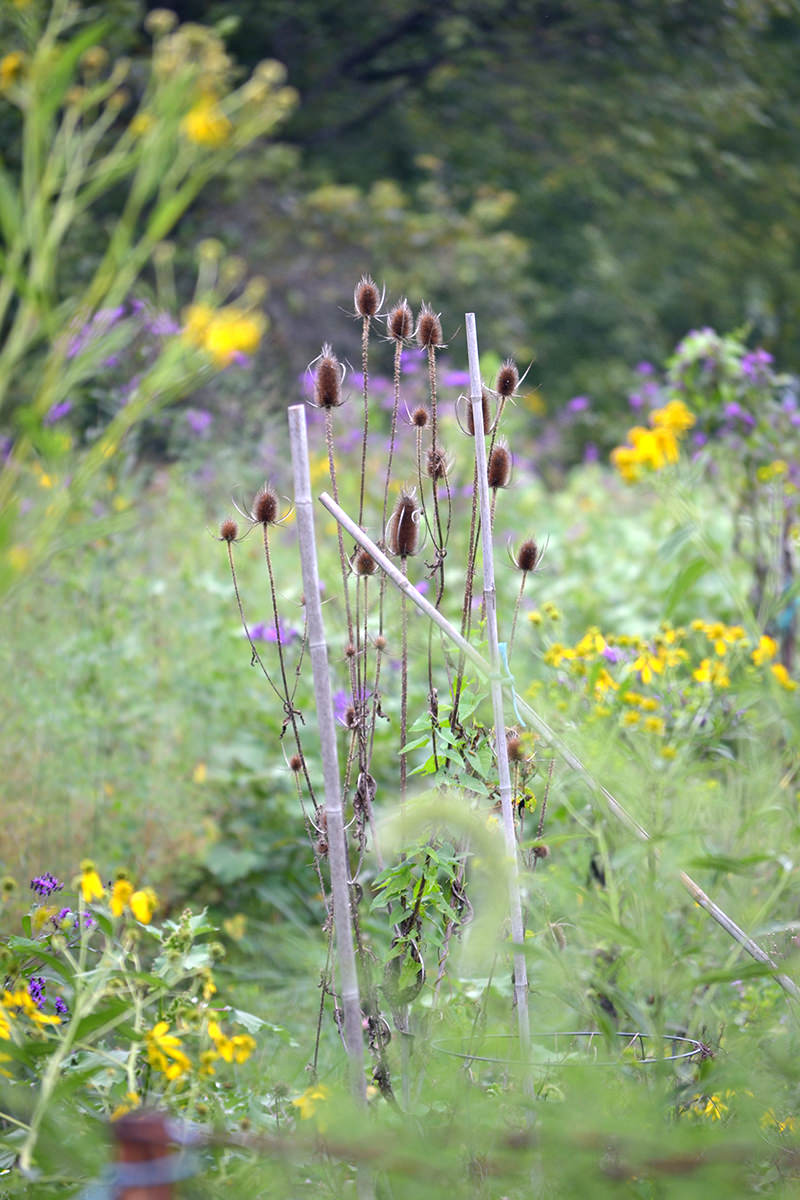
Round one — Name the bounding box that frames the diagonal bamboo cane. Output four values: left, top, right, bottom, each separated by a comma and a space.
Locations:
316, 488, 800, 1003
288, 405, 367, 1101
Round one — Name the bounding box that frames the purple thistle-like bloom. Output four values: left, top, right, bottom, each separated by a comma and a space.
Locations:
443, 369, 470, 388
246, 618, 298, 644
583, 441, 599, 463
149, 312, 181, 336
567, 395, 590, 413
56, 907, 72, 922
30, 872, 63, 898
28, 976, 46, 1009
185, 408, 213, 435
54, 996, 68, 1017
628, 391, 644, 410
740, 348, 773, 382
44, 400, 72, 426
400, 348, 424, 374
635, 361, 655, 376
602, 645, 624, 665
723, 401, 755, 430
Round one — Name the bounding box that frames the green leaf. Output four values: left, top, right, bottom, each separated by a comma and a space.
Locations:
5, 937, 72, 981
38, 21, 112, 123
71, 997, 132, 1044
663, 557, 709, 618
0, 161, 20, 247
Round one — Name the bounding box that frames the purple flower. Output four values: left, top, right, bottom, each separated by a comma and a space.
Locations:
723, 402, 755, 430
567, 395, 590, 413
28, 977, 46, 1009
443, 369, 470, 388
740, 348, 773, 382
602, 646, 623, 665
332, 689, 350, 726
149, 313, 181, 337
56, 907, 72, 922
185, 408, 213, 436
246, 619, 298, 644
400, 348, 424, 374
583, 441, 599, 463
635, 361, 655, 377
30, 872, 63, 898
54, 996, 68, 1017
628, 391, 644, 410
44, 400, 72, 426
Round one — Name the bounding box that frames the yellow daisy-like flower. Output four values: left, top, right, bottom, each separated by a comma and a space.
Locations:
693, 658, 730, 688
752, 635, 777, 666
130, 887, 158, 924
182, 96, 231, 147
0, 52, 25, 91
79, 862, 104, 903
146, 1022, 191, 1081
650, 399, 695, 435
631, 649, 663, 685
291, 1082, 331, 1121
111, 1092, 141, 1121
771, 663, 797, 691
203, 308, 264, 366
110, 877, 134, 917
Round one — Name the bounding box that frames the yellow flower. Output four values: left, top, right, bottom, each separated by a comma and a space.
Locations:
527, 610, 543, 625
632, 649, 663, 685
643, 716, 665, 735
192, 761, 207, 784
111, 1092, 141, 1121
146, 1022, 191, 1081
610, 443, 640, 483
622, 710, 640, 726
182, 303, 214, 347
693, 658, 730, 688
291, 1083, 331, 1121
650, 399, 695, 435
130, 112, 153, 136
130, 887, 158, 924
574, 627, 606, 657
0, 1007, 13, 1040
0, 52, 25, 91
544, 643, 574, 668
752, 635, 777, 666
79, 862, 104, 903
201, 969, 217, 1000
771, 663, 797, 691
204, 308, 264, 365
110, 877, 134, 917
208, 1020, 256, 1064
700, 1093, 729, 1121
182, 96, 232, 146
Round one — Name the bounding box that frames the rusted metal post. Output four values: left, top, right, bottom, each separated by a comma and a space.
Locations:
112, 1111, 173, 1200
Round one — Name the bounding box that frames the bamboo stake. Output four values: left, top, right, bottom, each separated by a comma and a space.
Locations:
316, 488, 800, 1003
465, 312, 530, 1044
288, 405, 367, 1100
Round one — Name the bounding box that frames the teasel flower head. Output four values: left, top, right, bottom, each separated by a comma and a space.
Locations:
457, 387, 495, 437
415, 303, 443, 349
219, 518, 238, 543
496, 359, 520, 399
487, 441, 512, 490
252, 485, 279, 526
387, 490, 421, 559
426, 446, 452, 482
387, 298, 413, 342
311, 343, 344, 409
354, 275, 383, 319
509, 537, 542, 575
410, 405, 429, 428
353, 549, 377, 576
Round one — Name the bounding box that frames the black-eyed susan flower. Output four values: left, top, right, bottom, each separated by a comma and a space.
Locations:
146, 1021, 191, 1081
130, 887, 158, 924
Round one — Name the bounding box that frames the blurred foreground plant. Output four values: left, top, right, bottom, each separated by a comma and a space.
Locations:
0, 0, 295, 596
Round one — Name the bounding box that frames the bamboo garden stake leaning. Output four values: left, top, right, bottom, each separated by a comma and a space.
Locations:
288, 403, 367, 1103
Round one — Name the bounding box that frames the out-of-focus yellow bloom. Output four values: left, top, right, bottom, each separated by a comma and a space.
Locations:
208, 1020, 256, 1063
651, 399, 695, 435
752, 635, 777, 666
291, 1082, 331, 1120
79, 862, 104, 903
130, 887, 158, 924
182, 96, 231, 146
146, 1022, 191, 1080
693, 658, 730, 688
0, 52, 25, 91
110, 877, 134, 917
771, 663, 797, 691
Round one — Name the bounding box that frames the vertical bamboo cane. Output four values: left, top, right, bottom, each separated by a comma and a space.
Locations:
288, 404, 366, 1102
465, 313, 530, 1048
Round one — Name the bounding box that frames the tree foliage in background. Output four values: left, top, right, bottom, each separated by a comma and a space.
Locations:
165, 0, 800, 409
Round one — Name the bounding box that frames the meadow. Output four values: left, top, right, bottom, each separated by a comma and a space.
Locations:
1, 5, 799, 1198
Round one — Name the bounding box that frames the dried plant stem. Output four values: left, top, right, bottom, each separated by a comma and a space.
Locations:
508, 573, 527, 660
318, 489, 800, 1003
381, 340, 403, 547
325, 408, 357, 664
400, 558, 409, 807
358, 315, 370, 530
466, 312, 530, 1045
288, 405, 367, 1103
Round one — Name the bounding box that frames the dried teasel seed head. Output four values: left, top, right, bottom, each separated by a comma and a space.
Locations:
516, 539, 540, 573
345, 705, 357, 729
354, 275, 380, 318
426, 447, 449, 481
487, 444, 512, 490
415, 303, 442, 349
532, 844, 551, 860
344, 643, 356, 659
316, 839, 328, 857
388, 298, 413, 342
375, 635, 387, 651
219, 518, 238, 542
507, 735, 524, 762
411, 406, 429, 428
496, 359, 519, 398
289, 754, 302, 772
252, 486, 278, 526
466, 388, 492, 436
314, 344, 343, 409
354, 549, 377, 576
388, 491, 420, 558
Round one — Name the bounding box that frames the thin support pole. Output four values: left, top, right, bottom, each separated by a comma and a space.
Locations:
289, 405, 367, 1101
316, 488, 800, 1003
465, 312, 530, 1044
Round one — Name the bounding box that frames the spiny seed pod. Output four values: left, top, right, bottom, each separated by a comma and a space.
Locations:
411, 406, 429, 428
344, 643, 356, 659
496, 359, 519, 398
253, 486, 278, 526
466, 388, 492, 436
416, 303, 442, 349
426, 447, 448, 481
532, 844, 550, 860
375, 635, 387, 651
388, 491, 420, 558
507, 736, 524, 762
345, 705, 357, 729
354, 275, 380, 318
354, 549, 377, 576
516, 539, 540, 573
289, 754, 302, 772
219, 518, 238, 542
388, 298, 413, 342
487, 444, 512, 490
314, 344, 343, 409
316, 838, 328, 857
